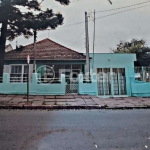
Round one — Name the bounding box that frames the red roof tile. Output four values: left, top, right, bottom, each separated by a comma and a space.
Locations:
5, 38, 86, 60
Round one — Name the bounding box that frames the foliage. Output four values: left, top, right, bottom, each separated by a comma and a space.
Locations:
113, 39, 150, 66
0, 0, 70, 77
112, 39, 145, 53
0, 0, 70, 40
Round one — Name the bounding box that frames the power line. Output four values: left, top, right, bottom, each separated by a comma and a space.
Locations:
96, 0, 150, 13
72, 39, 85, 46
61, 4, 150, 28
71, 41, 85, 48
71, 38, 85, 46
95, 4, 150, 20
70, 29, 85, 45
60, 20, 85, 28
72, 43, 85, 48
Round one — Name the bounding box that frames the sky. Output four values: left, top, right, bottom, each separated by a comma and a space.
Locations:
6, 0, 150, 53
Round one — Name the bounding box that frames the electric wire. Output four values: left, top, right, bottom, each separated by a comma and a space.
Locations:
61, 4, 150, 28
96, 0, 150, 13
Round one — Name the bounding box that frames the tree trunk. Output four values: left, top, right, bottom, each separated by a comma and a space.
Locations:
0, 22, 8, 81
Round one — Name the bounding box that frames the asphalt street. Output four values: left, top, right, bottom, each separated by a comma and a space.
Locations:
0, 109, 150, 150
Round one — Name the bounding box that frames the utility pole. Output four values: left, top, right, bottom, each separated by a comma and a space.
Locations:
92, 10, 96, 71
85, 12, 90, 81
33, 30, 37, 73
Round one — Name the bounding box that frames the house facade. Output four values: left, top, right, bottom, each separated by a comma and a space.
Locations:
4, 39, 86, 94
1, 38, 143, 97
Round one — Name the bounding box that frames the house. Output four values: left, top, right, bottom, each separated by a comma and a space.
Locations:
4, 39, 86, 79
2, 38, 138, 97
4, 38, 87, 94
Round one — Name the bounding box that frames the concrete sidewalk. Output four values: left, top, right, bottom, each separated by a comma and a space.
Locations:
0, 95, 150, 109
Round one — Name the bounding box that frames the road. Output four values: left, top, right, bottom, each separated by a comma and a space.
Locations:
0, 109, 150, 150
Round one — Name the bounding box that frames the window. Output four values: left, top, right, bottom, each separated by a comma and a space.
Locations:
10, 65, 28, 82
10, 65, 22, 82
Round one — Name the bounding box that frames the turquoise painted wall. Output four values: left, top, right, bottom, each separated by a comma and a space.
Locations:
78, 74, 98, 95
83, 53, 136, 96
4, 54, 139, 97
88, 53, 136, 71
130, 77, 150, 97
0, 73, 66, 95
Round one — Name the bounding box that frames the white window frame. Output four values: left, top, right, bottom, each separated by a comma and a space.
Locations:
10, 64, 30, 82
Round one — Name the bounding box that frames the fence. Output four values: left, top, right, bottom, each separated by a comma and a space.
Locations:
0, 73, 66, 95
10, 73, 32, 83
130, 66, 150, 97
37, 77, 61, 84
134, 67, 150, 82
78, 74, 98, 95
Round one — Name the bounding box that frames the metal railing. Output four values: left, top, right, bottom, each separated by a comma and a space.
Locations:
37, 77, 61, 84
134, 67, 150, 82
10, 73, 32, 83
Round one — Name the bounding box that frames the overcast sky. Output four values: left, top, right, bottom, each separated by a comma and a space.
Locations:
6, 0, 150, 53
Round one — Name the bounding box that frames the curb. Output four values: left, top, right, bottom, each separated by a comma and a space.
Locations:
0, 105, 150, 110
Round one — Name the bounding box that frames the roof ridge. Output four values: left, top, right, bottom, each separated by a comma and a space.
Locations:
25, 38, 84, 56
5, 38, 86, 60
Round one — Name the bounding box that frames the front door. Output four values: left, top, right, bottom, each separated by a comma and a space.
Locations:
97, 68, 127, 97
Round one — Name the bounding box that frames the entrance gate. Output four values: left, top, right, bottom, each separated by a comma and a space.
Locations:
66, 70, 80, 94
97, 68, 127, 97
66, 78, 78, 94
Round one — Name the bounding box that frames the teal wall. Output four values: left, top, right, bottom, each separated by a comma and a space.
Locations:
88, 53, 136, 72
0, 73, 66, 95
78, 74, 98, 95
83, 53, 136, 96
4, 54, 141, 97
130, 77, 150, 97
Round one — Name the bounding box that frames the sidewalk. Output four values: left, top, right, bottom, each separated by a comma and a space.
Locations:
0, 95, 150, 109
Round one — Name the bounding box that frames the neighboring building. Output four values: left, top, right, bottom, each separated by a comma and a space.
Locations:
5, 44, 13, 52
3, 38, 137, 97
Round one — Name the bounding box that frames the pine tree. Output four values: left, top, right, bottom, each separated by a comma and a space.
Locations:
0, 0, 70, 79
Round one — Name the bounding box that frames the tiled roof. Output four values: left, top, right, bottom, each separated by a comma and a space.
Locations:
5, 38, 86, 60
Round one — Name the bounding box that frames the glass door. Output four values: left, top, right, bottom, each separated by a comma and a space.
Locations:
97, 68, 111, 96
97, 68, 127, 96
112, 68, 127, 95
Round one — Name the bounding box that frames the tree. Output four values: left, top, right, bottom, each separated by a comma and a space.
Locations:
112, 39, 150, 66
0, 0, 70, 78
